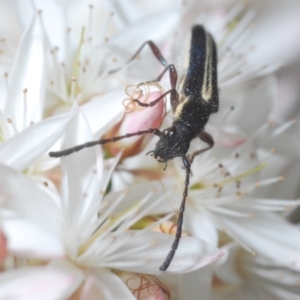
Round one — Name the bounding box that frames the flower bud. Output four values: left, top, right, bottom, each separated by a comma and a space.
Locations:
103, 91, 165, 160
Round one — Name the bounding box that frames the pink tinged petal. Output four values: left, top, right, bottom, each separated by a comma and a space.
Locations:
211, 209, 300, 270
0, 112, 75, 171
90, 269, 136, 300
4, 14, 46, 135
95, 231, 223, 274
119, 92, 164, 134
0, 164, 62, 236
61, 106, 101, 230
1, 218, 64, 259
103, 92, 164, 159
0, 264, 83, 300
0, 230, 8, 263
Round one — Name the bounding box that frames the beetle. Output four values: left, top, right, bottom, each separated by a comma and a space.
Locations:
49, 25, 219, 271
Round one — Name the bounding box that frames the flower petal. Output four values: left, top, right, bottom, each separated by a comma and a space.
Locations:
92, 231, 223, 274
0, 264, 83, 300
184, 205, 218, 247
179, 265, 214, 300
0, 112, 74, 171
214, 76, 275, 136
110, 11, 179, 49
0, 164, 61, 236
81, 90, 125, 136
214, 242, 244, 285
1, 217, 64, 259
92, 268, 136, 300
4, 14, 46, 135
15, 0, 67, 60
210, 208, 300, 270
103, 178, 181, 215
247, 0, 300, 66
61, 105, 100, 230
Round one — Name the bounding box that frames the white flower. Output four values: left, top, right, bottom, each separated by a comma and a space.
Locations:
213, 242, 300, 300
0, 107, 223, 299
1, 1, 300, 299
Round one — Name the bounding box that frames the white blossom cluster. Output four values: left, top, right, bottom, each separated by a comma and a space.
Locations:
0, 1, 300, 299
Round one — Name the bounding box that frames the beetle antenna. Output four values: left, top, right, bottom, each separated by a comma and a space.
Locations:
49, 128, 162, 158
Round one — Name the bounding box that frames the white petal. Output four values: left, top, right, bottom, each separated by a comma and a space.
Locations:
0, 264, 83, 300
61, 106, 100, 230
0, 164, 61, 236
15, 0, 67, 60
214, 76, 275, 136
1, 217, 64, 259
103, 178, 181, 215
247, 1, 300, 66
214, 242, 244, 285
81, 90, 125, 136
211, 209, 300, 270
94, 231, 223, 274
4, 14, 46, 134
111, 11, 179, 49
92, 269, 136, 300
184, 205, 218, 246
0, 112, 74, 171
179, 265, 214, 300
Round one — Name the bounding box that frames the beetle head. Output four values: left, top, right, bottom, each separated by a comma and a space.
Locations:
148, 126, 190, 164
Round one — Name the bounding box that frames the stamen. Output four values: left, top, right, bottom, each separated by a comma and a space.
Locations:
3, 72, 8, 94
87, 4, 94, 39
73, 27, 85, 80
70, 77, 77, 102
254, 176, 284, 188
258, 148, 276, 163
6, 118, 18, 134
23, 88, 28, 129
1, 38, 15, 55
272, 118, 296, 136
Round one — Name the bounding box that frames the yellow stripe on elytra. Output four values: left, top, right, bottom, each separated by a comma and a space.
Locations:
201, 32, 213, 102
